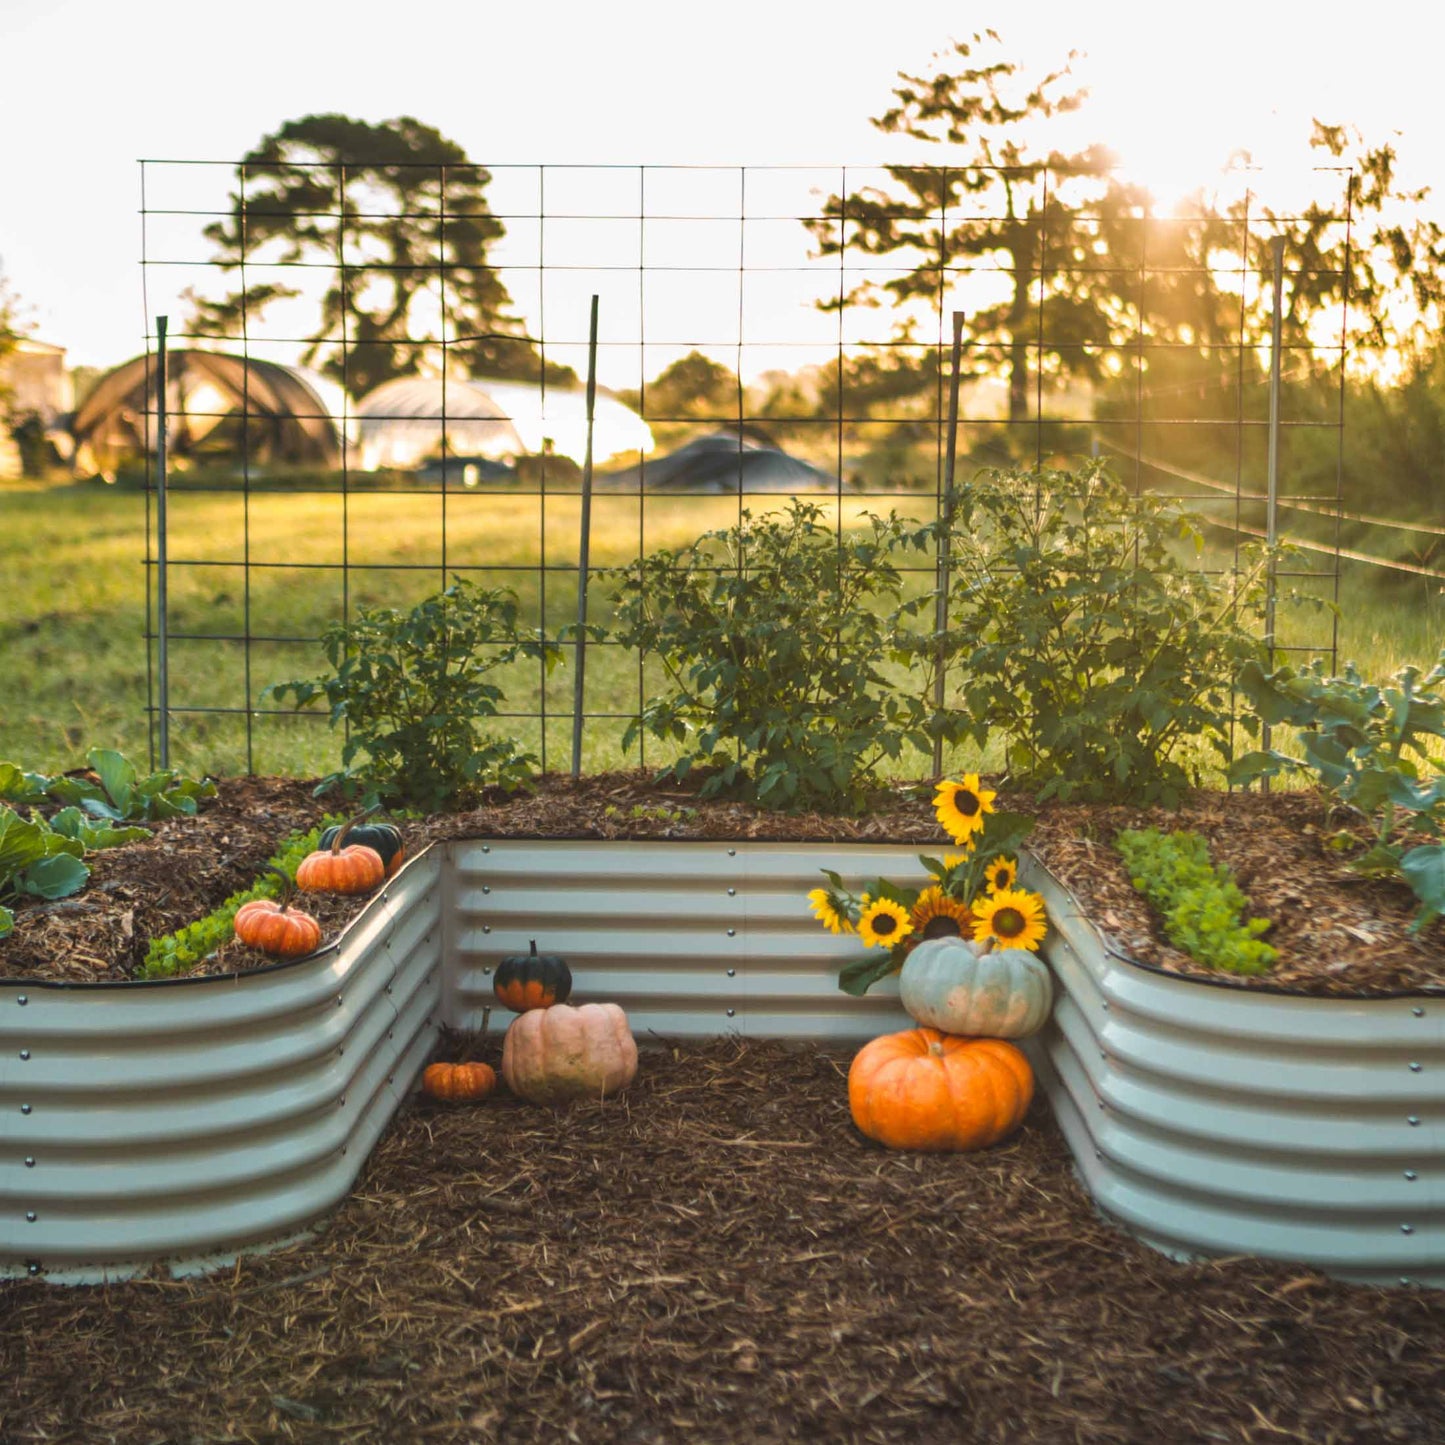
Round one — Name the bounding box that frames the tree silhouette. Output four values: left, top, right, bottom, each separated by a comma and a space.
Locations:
188, 114, 569, 398
809, 32, 1234, 428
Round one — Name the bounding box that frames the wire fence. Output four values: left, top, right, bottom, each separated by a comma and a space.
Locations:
122, 158, 1395, 782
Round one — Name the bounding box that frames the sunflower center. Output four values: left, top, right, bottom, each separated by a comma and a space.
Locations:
994, 907, 1026, 938
955, 790, 981, 817
921, 915, 964, 939
872, 914, 899, 937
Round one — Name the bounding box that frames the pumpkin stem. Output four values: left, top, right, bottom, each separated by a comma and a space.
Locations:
331, 810, 370, 853
927, 1040, 946, 1058
263, 863, 295, 912
528, 939, 538, 957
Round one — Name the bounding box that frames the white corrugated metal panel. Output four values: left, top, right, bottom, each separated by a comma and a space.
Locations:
1019, 854, 1445, 1286
447, 840, 919, 1041
0, 850, 445, 1282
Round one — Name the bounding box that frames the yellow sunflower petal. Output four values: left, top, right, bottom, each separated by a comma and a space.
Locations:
934, 773, 997, 845
983, 855, 1018, 894
857, 897, 914, 950
807, 887, 852, 935
970, 888, 1048, 952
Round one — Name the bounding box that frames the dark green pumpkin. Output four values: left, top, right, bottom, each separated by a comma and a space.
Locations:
494, 940, 572, 1013
319, 821, 405, 877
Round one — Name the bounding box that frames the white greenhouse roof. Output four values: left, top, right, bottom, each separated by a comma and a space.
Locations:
353, 377, 653, 471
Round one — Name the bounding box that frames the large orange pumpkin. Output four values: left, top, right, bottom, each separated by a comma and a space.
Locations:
847, 1028, 1033, 1152
501, 1002, 637, 1106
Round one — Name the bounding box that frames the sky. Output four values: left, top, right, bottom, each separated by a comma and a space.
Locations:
2, 0, 1442, 379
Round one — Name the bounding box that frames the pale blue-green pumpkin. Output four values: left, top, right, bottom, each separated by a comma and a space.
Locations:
898, 936, 1054, 1039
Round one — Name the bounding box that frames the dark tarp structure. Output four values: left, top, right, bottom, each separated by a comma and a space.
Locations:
601, 427, 839, 493
70, 350, 344, 476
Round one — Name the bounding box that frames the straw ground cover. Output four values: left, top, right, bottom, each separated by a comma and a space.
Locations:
3, 476, 1440, 782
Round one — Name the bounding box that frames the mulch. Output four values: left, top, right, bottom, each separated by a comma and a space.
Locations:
4, 1038, 1444, 1445
4, 770, 1441, 993
3, 776, 1445, 1442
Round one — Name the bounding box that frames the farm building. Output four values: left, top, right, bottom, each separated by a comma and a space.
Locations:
600, 424, 840, 493
69, 350, 346, 477
354, 376, 654, 472
0, 336, 72, 478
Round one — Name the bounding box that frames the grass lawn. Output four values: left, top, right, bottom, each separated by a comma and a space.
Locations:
3, 476, 1439, 782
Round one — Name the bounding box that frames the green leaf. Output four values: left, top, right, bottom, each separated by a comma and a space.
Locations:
88, 747, 137, 817
837, 950, 902, 997
0, 762, 52, 805
19, 852, 90, 900
1351, 843, 1402, 878
1401, 844, 1445, 933
0, 808, 52, 882
0, 903, 12, 936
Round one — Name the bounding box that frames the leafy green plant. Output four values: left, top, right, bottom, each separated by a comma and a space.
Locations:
918, 461, 1271, 806
265, 579, 559, 812
1115, 827, 1277, 976
1231, 653, 1445, 931
600, 500, 961, 814
0, 806, 90, 937
140, 818, 344, 978
0, 748, 216, 821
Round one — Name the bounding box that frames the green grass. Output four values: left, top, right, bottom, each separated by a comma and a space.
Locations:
2, 476, 1439, 786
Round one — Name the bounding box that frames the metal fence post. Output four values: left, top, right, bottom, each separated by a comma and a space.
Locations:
155, 315, 170, 769
933, 311, 966, 778
1262, 237, 1286, 769
570, 295, 600, 778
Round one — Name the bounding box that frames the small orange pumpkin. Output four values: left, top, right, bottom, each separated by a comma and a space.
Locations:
296, 815, 386, 896
422, 1061, 497, 1103
233, 868, 323, 958
848, 1028, 1033, 1152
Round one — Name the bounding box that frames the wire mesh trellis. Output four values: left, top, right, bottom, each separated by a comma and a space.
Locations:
129, 158, 1367, 783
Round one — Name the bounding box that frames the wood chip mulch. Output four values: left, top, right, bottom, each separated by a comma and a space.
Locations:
4, 770, 1442, 993
4, 1039, 1444, 1445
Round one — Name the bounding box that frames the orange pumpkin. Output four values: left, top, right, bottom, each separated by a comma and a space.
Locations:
848, 1028, 1033, 1152
422, 1061, 497, 1103
233, 871, 323, 958
296, 815, 386, 896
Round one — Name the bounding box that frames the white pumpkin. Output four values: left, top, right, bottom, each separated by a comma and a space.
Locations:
898, 936, 1054, 1039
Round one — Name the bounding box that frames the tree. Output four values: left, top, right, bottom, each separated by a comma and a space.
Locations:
617, 350, 740, 421
188, 114, 567, 398
1234, 123, 1445, 364
809, 32, 1233, 428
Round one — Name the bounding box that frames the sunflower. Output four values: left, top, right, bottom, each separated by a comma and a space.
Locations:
910, 886, 974, 941
857, 897, 914, 950
934, 774, 997, 845
982, 855, 1018, 894
807, 887, 853, 935
971, 888, 1048, 952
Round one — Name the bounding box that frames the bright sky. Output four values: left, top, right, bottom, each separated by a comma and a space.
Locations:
2, 0, 1440, 376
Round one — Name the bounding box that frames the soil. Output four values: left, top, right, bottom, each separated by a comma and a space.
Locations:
4, 771, 1442, 995
4, 779, 1445, 1442
2, 1039, 1442, 1444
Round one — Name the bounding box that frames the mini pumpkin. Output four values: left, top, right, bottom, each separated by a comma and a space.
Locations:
422, 1061, 497, 1102
898, 936, 1054, 1039
502, 1002, 637, 1106
296, 815, 386, 896
319, 819, 405, 877
494, 939, 573, 1012
233, 868, 322, 958
848, 1028, 1033, 1152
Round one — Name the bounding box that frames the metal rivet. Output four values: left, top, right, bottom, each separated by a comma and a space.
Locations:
726, 1009, 735, 1018
385, 984, 392, 994
727, 887, 736, 897
727, 848, 736, 857
1412, 1007, 1425, 1017
339, 1096, 346, 1106
1401, 1224, 1415, 1235
18, 1050, 29, 1061
482, 885, 491, 894
1100, 1002, 1109, 1011
24, 1157, 35, 1168
483, 926, 491, 934
1409, 1062, 1422, 1073
20, 1104, 31, 1115
1408, 1116, 1421, 1126
1401, 1276, 1413, 1286
726, 928, 736, 937
1098, 1100, 1106, 1110
1405, 1170, 1418, 1181
16, 995, 27, 1006
25, 1212, 36, 1223
1094, 1148, 1102, 1159
726, 968, 736, 977
26, 1262, 39, 1276
483, 966, 492, 974
482, 845, 490, 854
336, 997, 343, 1007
